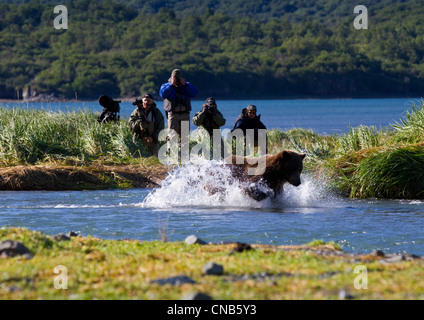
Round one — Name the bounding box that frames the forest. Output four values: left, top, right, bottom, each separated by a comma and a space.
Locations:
0, 0, 423, 99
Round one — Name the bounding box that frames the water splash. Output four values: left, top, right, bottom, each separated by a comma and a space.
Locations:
141, 158, 334, 209
142, 159, 257, 209
279, 174, 336, 208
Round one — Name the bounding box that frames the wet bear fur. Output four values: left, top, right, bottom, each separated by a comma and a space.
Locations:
227, 150, 306, 201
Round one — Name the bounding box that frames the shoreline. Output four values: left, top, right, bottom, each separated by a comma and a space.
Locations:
1, 94, 422, 104
0, 164, 170, 191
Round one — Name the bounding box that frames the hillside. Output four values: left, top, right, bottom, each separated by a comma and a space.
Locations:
0, 0, 419, 22
0, 0, 423, 99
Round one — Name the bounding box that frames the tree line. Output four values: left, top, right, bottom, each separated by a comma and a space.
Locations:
0, 0, 423, 100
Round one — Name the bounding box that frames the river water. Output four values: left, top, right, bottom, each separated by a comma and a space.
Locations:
1, 98, 424, 255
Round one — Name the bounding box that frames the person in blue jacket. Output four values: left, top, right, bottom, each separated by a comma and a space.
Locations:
159, 69, 198, 153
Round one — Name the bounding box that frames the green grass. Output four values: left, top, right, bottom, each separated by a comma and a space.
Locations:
276, 101, 424, 199
0, 106, 150, 165
392, 103, 424, 144
1, 227, 424, 300
349, 146, 424, 199
338, 125, 387, 154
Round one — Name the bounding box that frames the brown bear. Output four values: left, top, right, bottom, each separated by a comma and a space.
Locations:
226, 150, 306, 201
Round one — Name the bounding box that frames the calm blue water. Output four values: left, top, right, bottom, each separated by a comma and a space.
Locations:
1, 98, 424, 255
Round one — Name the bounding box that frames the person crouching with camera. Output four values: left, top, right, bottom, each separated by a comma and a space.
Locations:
192, 97, 226, 158
129, 94, 165, 157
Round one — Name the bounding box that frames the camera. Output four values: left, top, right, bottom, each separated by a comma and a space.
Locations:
174, 75, 182, 86
99, 95, 121, 113
97, 95, 121, 124
204, 104, 215, 114
132, 98, 143, 106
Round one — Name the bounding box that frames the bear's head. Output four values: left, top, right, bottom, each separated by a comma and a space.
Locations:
279, 150, 306, 186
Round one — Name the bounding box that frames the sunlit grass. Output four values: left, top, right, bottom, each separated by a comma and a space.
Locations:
0, 106, 149, 165
349, 146, 424, 199
1, 227, 423, 300
280, 101, 424, 199
392, 102, 424, 144
338, 125, 390, 154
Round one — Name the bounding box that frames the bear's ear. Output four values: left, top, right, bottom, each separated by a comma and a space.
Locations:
282, 150, 291, 161
300, 153, 306, 160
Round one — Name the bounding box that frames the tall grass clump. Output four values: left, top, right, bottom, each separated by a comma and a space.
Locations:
338, 125, 388, 154
349, 146, 424, 199
328, 101, 424, 198
0, 106, 145, 165
392, 100, 424, 144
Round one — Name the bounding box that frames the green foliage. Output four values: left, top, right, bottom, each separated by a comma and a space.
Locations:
324, 101, 424, 199
392, 101, 424, 144
0, 106, 147, 165
1, 0, 424, 99
265, 101, 424, 199
307, 239, 341, 250
350, 146, 424, 199
2, 226, 424, 299
338, 125, 385, 154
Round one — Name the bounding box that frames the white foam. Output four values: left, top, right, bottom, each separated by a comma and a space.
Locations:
141, 158, 334, 209
142, 159, 257, 208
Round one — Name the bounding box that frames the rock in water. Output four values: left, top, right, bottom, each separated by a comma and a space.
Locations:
185, 235, 207, 245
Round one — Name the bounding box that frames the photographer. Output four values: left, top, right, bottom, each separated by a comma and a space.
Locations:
159, 69, 198, 153
231, 104, 267, 153
232, 105, 267, 134
192, 97, 226, 137
97, 95, 120, 124
128, 94, 164, 157
192, 97, 226, 159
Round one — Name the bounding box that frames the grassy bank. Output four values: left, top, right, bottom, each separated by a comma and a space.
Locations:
1, 227, 423, 300
266, 100, 424, 199
0, 107, 152, 165
1, 101, 424, 198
